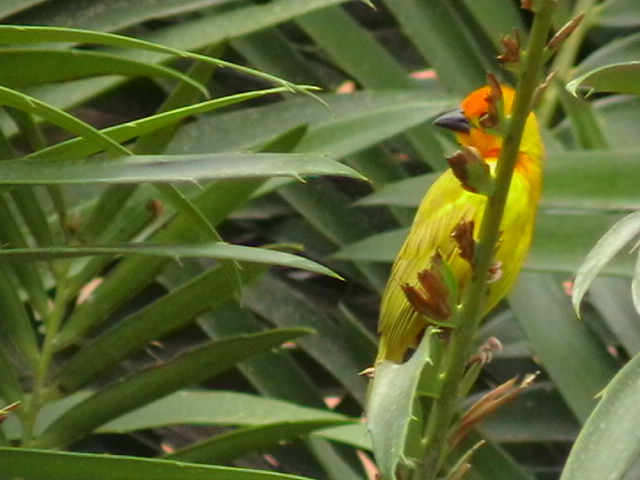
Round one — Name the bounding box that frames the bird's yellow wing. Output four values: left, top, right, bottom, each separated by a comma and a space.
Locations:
489, 160, 540, 305
377, 170, 484, 363
375, 84, 544, 365
377, 161, 539, 364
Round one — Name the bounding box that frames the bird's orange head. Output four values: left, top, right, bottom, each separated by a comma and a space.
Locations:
434, 85, 517, 161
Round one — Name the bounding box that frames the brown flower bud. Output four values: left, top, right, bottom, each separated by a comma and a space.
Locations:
498, 30, 521, 64
446, 146, 494, 195
452, 220, 475, 264
547, 13, 585, 53
401, 254, 453, 322
450, 372, 538, 447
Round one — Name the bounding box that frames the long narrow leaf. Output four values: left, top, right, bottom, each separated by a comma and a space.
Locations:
0, 86, 129, 157
2, 0, 349, 113
151, 182, 221, 241
0, 153, 364, 185
589, 277, 640, 355
196, 301, 368, 480
243, 274, 370, 405
0, 266, 39, 365
510, 273, 619, 423
35, 328, 311, 449
55, 265, 266, 394
56, 179, 266, 348
32, 87, 306, 161
384, 0, 490, 94
568, 61, 640, 96
0, 195, 49, 317
197, 301, 326, 407
6, 0, 233, 33
572, 210, 640, 314
0, 24, 302, 94
296, 7, 414, 89
99, 391, 348, 433
0, 242, 339, 278
574, 33, 640, 79
0, 49, 206, 95
167, 420, 351, 465
560, 351, 640, 480
0, 1, 44, 18
595, 0, 640, 28
0, 344, 24, 405
0, 447, 316, 480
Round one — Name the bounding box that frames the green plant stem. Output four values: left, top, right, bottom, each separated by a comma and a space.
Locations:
0, 424, 9, 446
412, 2, 556, 479
0, 126, 15, 159
20, 283, 70, 446
538, 0, 599, 126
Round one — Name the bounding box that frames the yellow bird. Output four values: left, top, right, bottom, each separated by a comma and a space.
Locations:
376, 85, 544, 364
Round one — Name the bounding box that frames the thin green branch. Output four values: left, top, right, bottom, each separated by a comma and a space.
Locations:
412, 1, 557, 479
21, 282, 70, 446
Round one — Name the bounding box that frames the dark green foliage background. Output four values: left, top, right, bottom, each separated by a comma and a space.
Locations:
0, 1, 639, 479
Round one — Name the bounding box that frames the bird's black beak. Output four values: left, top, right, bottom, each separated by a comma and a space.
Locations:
433, 108, 471, 133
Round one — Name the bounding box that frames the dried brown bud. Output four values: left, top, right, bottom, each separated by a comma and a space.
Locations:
532, 70, 557, 109
479, 75, 502, 129
0, 402, 19, 425
487, 75, 502, 107
448, 441, 485, 480
402, 283, 450, 322
547, 13, 585, 53
452, 220, 475, 264
469, 336, 503, 365
450, 373, 538, 447
446, 146, 493, 195
418, 269, 447, 304
401, 254, 452, 322
498, 30, 521, 64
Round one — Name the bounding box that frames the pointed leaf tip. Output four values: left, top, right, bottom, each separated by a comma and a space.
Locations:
572, 211, 640, 316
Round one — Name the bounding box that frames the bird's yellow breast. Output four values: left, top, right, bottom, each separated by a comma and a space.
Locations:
377, 152, 542, 364
376, 84, 544, 364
